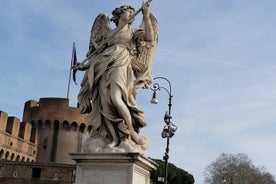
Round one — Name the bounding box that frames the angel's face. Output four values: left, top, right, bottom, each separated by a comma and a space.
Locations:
120, 9, 135, 23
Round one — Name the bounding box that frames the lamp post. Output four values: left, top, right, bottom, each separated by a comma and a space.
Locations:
150, 76, 177, 184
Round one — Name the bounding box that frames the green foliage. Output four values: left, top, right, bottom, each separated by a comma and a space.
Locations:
150, 158, 195, 184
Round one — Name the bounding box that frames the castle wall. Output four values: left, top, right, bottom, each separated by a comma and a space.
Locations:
0, 97, 95, 184
0, 160, 75, 184
0, 111, 37, 162
22, 97, 90, 164
55, 129, 88, 164
1, 97, 91, 166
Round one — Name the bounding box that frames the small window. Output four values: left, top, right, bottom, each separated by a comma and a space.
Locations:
13, 171, 17, 177
32, 168, 41, 179
54, 173, 59, 180
43, 137, 48, 149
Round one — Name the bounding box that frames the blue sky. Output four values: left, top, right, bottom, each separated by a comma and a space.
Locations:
1, 0, 276, 183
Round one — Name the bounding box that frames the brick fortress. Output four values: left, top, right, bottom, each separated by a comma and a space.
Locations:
0, 97, 90, 183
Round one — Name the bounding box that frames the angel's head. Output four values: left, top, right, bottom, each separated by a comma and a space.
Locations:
111, 5, 135, 26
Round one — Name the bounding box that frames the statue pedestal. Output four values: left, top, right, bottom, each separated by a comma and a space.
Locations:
70, 153, 157, 184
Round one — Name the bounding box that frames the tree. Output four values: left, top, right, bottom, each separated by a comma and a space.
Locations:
150, 158, 195, 184
204, 153, 276, 184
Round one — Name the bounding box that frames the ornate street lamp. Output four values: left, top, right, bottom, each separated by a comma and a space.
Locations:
150, 76, 177, 184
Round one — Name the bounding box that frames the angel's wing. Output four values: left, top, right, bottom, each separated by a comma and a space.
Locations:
133, 13, 158, 89
86, 13, 111, 57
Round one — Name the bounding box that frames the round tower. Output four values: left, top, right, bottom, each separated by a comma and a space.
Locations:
23, 97, 90, 164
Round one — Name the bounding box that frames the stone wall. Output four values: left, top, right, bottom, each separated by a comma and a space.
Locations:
0, 111, 37, 162
1, 97, 90, 164
0, 160, 75, 184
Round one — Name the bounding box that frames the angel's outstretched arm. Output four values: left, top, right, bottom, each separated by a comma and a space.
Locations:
141, 2, 154, 42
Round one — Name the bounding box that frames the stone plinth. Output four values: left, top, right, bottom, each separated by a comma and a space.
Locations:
70, 153, 157, 184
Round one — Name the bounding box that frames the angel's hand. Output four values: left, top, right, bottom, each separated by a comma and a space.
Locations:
142, 1, 150, 17
72, 62, 90, 71
71, 65, 78, 70
71, 62, 81, 70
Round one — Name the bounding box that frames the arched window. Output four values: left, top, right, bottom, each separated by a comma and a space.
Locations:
0, 149, 4, 159
79, 123, 86, 133
71, 122, 77, 131
5, 151, 9, 160
46, 120, 51, 129
63, 121, 69, 130
21, 157, 25, 162
10, 153, 15, 161
15, 155, 20, 161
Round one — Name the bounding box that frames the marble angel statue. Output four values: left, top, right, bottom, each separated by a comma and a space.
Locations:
73, 1, 158, 154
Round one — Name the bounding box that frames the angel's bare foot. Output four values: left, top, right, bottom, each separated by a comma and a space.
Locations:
130, 131, 146, 145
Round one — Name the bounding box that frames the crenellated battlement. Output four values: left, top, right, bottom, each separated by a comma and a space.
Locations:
0, 111, 8, 132
1, 97, 91, 165
23, 98, 87, 126
0, 111, 31, 142
0, 110, 36, 162
23, 98, 91, 134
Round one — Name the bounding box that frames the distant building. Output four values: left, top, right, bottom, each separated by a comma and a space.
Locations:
0, 97, 90, 183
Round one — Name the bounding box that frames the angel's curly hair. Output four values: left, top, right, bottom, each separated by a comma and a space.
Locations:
111, 5, 135, 26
